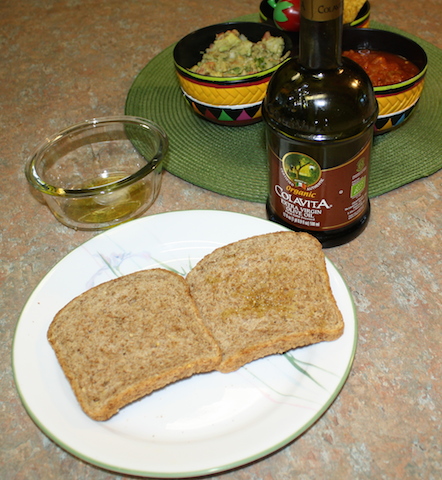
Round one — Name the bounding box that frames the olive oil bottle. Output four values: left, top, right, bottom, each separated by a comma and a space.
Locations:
263, 0, 378, 247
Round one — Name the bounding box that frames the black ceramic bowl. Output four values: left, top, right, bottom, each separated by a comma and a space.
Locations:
173, 21, 293, 126
343, 28, 428, 133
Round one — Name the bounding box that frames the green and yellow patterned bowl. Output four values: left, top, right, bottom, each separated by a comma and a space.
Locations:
173, 22, 293, 126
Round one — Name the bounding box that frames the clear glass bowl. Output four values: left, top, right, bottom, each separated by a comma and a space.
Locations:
25, 116, 168, 230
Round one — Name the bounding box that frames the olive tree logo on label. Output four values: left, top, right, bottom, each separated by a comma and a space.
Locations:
282, 152, 321, 189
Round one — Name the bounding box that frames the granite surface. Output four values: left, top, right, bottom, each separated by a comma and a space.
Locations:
1, 0, 441, 479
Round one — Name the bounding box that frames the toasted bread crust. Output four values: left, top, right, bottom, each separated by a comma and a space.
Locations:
186, 231, 344, 373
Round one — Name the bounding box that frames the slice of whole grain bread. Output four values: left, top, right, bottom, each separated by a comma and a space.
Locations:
47, 268, 222, 421
186, 231, 344, 373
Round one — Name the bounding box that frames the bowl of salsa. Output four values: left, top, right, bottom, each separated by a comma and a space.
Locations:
343, 28, 428, 134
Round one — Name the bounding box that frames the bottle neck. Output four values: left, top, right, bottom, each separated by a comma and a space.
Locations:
299, 0, 343, 70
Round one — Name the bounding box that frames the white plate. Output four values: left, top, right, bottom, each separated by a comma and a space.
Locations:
13, 210, 357, 478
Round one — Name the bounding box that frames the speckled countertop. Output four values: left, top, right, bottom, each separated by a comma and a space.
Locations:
1, 1, 441, 479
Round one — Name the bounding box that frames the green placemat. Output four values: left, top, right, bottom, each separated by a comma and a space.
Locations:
125, 16, 442, 203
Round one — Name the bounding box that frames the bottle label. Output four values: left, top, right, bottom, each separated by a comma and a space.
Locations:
302, 0, 342, 22
268, 141, 371, 231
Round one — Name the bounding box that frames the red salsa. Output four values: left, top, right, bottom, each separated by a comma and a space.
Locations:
343, 49, 420, 87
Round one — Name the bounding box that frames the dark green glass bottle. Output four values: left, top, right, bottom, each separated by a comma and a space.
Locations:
263, 0, 378, 247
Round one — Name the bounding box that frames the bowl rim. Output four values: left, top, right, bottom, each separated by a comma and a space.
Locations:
174, 60, 289, 83
173, 21, 293, 83
25, 116, 168, 198
373, 67, 427, 92
348, 0, 370, 26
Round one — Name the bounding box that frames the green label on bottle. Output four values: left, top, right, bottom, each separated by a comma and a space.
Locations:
302, 0, 342, 22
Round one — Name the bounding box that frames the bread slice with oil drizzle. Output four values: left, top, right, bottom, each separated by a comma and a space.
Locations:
186, 231, 344, 373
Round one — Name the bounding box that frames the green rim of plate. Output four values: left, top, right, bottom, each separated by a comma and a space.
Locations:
125, 15, 442, 203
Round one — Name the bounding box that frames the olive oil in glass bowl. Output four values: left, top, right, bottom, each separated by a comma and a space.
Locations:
25, 116, 168, 230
